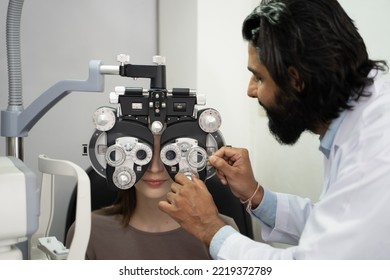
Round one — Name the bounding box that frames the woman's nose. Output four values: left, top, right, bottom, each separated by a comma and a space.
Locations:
148, 146, 165, 172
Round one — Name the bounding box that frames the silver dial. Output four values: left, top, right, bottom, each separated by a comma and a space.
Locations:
92, 107, 116, 131
198, 108, 222, 133
160, 144, 181, 166
187, 146, 208, 170
105, 145, 126, 167
113, 166, 136, 190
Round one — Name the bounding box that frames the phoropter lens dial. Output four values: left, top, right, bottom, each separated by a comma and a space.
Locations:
131, 143, 153, 166
105, 144, 126, 167
113, 166, 136, 190
160, 144, 181, 166
187, 146, 208, 170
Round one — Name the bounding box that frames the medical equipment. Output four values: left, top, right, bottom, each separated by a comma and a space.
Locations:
88, 55, 225, 190
30, 155, 91, 260
0, 156, 38, 259
1, 0, 224, 259
2, 0, 102, 258
2, 51, 224, 258
2, 47, 223, 257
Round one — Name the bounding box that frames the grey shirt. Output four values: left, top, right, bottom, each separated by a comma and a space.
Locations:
66, 212, 211, 260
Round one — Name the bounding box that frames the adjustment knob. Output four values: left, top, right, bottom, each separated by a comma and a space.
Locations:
153, 55, 166, 65
117, 54, 130, 65
205, 115, 216, 127
118, 173, 130, 185
198, 108, 222, 133
109, 86, 125, 104
97, 115, 108, 126
196, 93, 206, 106
150, 121, 164, 135
92, 107, 116, 131
113, 167, 136, 190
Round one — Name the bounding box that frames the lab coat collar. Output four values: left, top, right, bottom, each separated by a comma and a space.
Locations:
319, 110, 347, 158
318, 69, 382, 158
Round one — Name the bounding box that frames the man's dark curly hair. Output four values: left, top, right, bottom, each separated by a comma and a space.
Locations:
243, 0, 388, 126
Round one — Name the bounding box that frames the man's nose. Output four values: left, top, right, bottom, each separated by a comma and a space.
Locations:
247, 77, 258, 98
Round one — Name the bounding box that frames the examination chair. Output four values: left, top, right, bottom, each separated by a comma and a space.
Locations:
65, 167, 253, 240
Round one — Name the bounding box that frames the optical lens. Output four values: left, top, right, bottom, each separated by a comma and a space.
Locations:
165, 150, 177, 161
136, 149, 147, 160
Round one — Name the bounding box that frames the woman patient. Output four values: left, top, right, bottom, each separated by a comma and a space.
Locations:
66, 135, 236, 259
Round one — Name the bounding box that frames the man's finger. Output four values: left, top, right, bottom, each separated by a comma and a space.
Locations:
171, 182, 183, 194
191, 175, 208, 190
165, 191, 176, 204
158, 200, 176, 214
174, 172, 192, 184
212, 145, 236, 158
209, 154, 234, 174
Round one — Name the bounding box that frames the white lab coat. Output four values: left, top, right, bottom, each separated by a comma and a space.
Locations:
216, 72, 390, 259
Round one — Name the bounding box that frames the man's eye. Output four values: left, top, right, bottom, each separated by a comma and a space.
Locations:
254, 76, 262, 83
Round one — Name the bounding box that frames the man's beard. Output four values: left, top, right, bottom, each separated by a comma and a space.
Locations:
260, 88, 310, 145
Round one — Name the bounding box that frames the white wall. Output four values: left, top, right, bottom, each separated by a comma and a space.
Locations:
158, 0, 197, 89
159, 0, 390, 241
0, 0, 157, 243
339, 0, 390, 65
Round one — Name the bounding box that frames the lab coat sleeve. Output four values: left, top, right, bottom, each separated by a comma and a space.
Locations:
214, 140, 390, 259
253, 192, 313, 245
215, 228, 296, 259
210, 193, 313, 260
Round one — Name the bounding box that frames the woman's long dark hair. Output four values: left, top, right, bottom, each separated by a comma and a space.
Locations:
243, 0, 388, 126
101, 188, 137, 226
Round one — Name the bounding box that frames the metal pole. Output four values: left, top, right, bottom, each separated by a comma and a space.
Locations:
6, 136, 24, 161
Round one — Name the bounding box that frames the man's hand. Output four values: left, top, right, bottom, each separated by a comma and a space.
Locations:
209, 146, 263, 207
158, 173, 226, 246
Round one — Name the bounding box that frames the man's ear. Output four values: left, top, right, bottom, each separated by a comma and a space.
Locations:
288, 66, 305, 92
